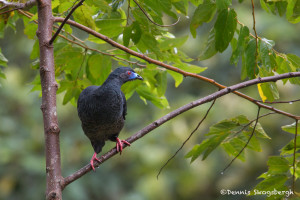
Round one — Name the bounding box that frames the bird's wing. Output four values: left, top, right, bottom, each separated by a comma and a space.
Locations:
121, 92, 127, 120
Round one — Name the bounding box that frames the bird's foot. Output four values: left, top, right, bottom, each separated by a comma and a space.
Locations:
90, 152, 101, 171
116, 138, 131, 154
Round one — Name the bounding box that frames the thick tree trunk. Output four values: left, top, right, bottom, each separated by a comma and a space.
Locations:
37, 0, 62, 199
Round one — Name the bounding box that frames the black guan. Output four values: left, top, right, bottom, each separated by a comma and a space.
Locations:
77, 67, 143, 170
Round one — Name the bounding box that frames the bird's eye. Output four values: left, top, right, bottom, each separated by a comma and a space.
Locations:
127, 71, 132, 75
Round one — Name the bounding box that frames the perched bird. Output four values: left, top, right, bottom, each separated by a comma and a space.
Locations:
77, 67, 143, 171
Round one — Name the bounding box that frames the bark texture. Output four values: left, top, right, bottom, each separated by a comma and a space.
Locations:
37, 0, 62, 199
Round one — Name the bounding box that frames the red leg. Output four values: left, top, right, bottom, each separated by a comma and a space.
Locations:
90, 152, 101, 171
115, 138, 131, 154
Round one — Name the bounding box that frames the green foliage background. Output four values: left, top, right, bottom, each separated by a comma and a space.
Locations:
0, 0, 299, 199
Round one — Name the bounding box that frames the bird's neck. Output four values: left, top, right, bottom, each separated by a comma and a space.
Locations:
101, 78, 124, 90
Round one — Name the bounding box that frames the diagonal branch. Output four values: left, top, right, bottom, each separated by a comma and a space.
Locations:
49, 0, 85, 45
54, 17, 300, 120
61, 72, 300, 189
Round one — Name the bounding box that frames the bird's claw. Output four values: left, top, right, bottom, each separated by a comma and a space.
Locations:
90, 152, 101, 171
116, 138, 131, 154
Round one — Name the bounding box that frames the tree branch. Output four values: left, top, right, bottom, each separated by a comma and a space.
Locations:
49, 0, 84, 45
54, 17, 300, 120
37, 0, 62, 199
61, 72, 300, 189
0, 0, 35, 9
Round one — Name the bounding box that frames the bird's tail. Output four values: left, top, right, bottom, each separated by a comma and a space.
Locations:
91, 140, 105, 154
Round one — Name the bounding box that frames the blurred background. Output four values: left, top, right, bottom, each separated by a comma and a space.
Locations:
0, 1, 299, 200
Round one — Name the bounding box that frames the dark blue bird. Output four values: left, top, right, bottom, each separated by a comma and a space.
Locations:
77, 67, 143, 171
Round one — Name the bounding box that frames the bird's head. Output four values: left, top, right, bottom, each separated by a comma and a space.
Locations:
110, 67, 143, 83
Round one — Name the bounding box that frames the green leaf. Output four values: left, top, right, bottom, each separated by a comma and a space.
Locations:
190, 0, 204, 6
136, 33, 160, 56
95, 18, 125, 38
214, 8, 237, 52
172, 0, 188, 15
168, 70, 183, 87
222, 139, 246, 161
252, 174, 288, 192
136, 85, 169, 109
251, 122, 271, 139
123, 25, 131, 47
267, 156, 290, 175
198, 28, 217, 60
259, 38, 275, 71
63, 87, 81, 105
30, 40, 40, 60
280, 137, 300, 155
260, 0, 270, 13
287, 53, 300, 68
276, 54, 300, 85
73, 4, 97, 30
244, 39, 257, 79
230, 25, 249, 65
257, 82, 279, 102
286, 0, 300, 23
159, 35, 189, 51
216, 0, 232, 10
63, 88, 74, 105
86, 0, 111, 13
122, 80, 142, 99
282, 122, 300, 135
111, 0, 126, 11
0, 70, 6, 79
24, 21, 38, 39
131, 22, 142, 44
186, 115, 270, 163
0, 49, 8, 67
87, 54, 112, 85
156, 70, 167, 97
190, 0, 217, 38
258, 68, 279, 102
174, 62, 207, 74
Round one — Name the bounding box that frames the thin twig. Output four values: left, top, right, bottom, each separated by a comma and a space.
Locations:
126, 0, 130, 26
292, 120, 298, 193
49, 0, 85, 45
251, 0, 258, 76
76, 49, 87, 81
132, 0, 180, 27
0, 5, 8, 11
256, 98, 300, 104
0, 7, 19, 15
221, 107, 261, 173
156, 97, 217, 179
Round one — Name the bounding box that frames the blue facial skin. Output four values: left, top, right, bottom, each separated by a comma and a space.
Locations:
129, 71, 143, 80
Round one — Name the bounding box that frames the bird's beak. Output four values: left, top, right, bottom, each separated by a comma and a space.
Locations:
132, 72, 143, 81
135, 73, 143, 81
